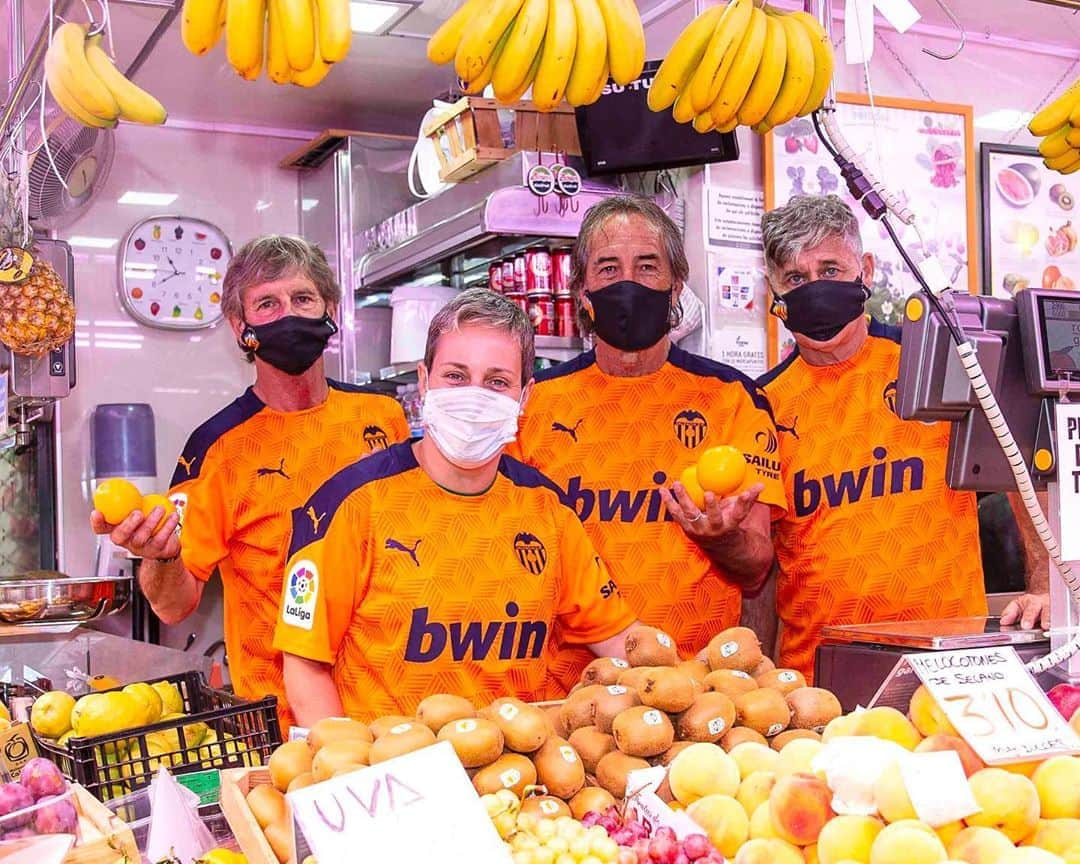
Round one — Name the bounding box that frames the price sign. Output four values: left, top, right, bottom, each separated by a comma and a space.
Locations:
1055, 401, 1080, 561
907, 647, 1080, 764
286, 741, 512, 864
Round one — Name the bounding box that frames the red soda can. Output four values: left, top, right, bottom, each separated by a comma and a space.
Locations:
488, 262, 503, 293
505, 291, 528, 317
527, 291, 555, 335
552, 250, 572, 296
513, 254, 528, 293
555, 295, 576, 337
501, 258, 515, 291
525, 249, 552, 294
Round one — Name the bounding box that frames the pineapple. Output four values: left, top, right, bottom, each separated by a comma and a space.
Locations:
0, 257, 75, 355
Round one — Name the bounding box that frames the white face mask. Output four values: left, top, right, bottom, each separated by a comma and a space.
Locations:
421, 385, 522, 469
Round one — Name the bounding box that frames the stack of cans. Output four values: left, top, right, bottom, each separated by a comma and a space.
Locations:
487, 248, 578, 338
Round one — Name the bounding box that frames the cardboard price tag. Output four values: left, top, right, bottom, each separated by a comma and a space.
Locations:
285, 741, 512, 864
1055, 401, 1080, 561
907, 647, 1080, 764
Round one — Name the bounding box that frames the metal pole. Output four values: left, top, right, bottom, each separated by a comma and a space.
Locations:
123, 0, 183, 79
3, 0, 26, 174
810, 0, 837, 111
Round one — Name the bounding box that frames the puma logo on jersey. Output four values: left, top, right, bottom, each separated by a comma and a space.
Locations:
794, 446, 925, 517
257, 458, 290, 479
552, 419, 583, 441
386, 537, 421, 566
776, 417, 800, 440
176, 454, 198, 477
306, 506, 327, 534
405, 602, 547, 662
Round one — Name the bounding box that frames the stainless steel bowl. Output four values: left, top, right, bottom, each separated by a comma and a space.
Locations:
0, 572, 132, 625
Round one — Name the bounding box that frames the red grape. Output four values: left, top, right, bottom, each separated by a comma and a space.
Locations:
673, 854, 691, 864
682, 835, 711, 859
583, 812, 602, 827
654, 827, 677, 843
649, 835, 677, 863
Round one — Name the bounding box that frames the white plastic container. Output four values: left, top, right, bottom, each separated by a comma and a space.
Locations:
389, 283, 458, 364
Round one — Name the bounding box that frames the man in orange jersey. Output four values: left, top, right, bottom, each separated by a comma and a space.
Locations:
275, 289, 639, 724
757, 195, 1049, 680
91, 236, 409, 728
513, 196, 786, 687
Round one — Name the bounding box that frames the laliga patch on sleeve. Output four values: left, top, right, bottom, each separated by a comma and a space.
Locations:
169, 492, 188, 527
283, 559, 319, 630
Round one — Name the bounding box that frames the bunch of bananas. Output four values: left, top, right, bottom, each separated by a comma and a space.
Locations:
181, 0, 351, 87
1028, 77, 1080, 175
426, 0, 645, 110
648, 0, 833, 135
45, 22, 167, 129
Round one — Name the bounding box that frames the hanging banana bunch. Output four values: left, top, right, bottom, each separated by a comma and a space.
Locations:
1028, 76, 1080, 175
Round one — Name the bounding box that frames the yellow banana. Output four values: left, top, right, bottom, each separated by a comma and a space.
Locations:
496, 39, 545, 103
292, 0, 333, 85
736, 11, 785, 127
688, 0, 752, 114
226, 0, 266, 75
789, 10, 833, 116
462, 28, 511, 93
267, 0, 293, 83
1045, 149, 1080, 172
181, 0, 226, 55
532, 0, 577, 110
277, 0, 317, 71
455, 0, 527, 82
316, 0, 351, 62
44, 62, 117, 128
646, 5, 724, 112
563, 0, 607, 107
672, 89, 696, 124
1031, 74, 1080, 135
1065, 125, 1080, 148
1043, 124, 1074, 157
752, 119, 773, 135
716, 115, 739, 133
492, 0, 549, 101
595, 0, 645, 86
581, 58, 609, 105
428, 0, 489, 64
692, 111, 716, 133
1060, 158, 1080, 175
759, 12, 813, 129
709, 5, 766, 128
46, 22, 119, 121
84, 36, 167, 124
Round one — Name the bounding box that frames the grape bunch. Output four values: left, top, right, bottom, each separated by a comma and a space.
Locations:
584, 809, 724, 864
509, 814, 622, 864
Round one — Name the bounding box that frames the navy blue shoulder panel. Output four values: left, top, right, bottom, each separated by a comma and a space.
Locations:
668, 345, 775, 420
756, 347, 802, 389
170, 388, 265, 487
288, 441, 419, 557
534, 350, 597, 384
498, 454, 571, 506
869, 318, 902, 344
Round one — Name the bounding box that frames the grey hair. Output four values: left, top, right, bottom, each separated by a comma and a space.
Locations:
761, 194, 863, 283
570, 194, 688, 336
424, 288, 535, 387
222, 235, 341, 361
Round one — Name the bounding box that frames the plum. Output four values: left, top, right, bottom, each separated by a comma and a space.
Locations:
0, 782, 34, 827
19, 758, 66, 800
32, 794, 77, 835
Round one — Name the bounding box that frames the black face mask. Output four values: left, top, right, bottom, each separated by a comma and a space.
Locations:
588, 280, 672, 351
771, 278, 870, 343
240, 313, 338, 376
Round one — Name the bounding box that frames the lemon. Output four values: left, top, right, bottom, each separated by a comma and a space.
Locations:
73, 691, 141, 737
151, 681, 183, 715
30, 690, 75, 739
162, 711, 207, 749
0, 701, 9, 722
123, 683, 163, 725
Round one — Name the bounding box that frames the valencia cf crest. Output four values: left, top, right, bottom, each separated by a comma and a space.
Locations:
363, 425, 389, 451
883, 380, 898, 416
513, 532, 548, 575
673, 409, 708, 449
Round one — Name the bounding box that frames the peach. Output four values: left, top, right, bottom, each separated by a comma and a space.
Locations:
730, 741, 780, 779
1001, 761, 1042, 778
805, 843, 819, 864
737, 770, 777, 818
965, 768, 1042, 843
874, 761, 917, 823
750, 801, 779, 839
1071, 707, 1080, 736
734, 837, 805, 864
936, 822, 966, 848
775, 738, 825, 779
686, 793, 750, 858
1031, 757, 1080, 819
997, 849, 1068, 864
668, 742, 740, 805
769, 772, 835, 846
817, 814, 885, 864
855, 707, 923, 751
822, 711, 863, 743
1024, 819, 1080, 856
1064, 847, 1080, 864
909, 685, 958, 737
947, 825, 1017, 864
869, 820, 948, 864
915, 734, 986, 778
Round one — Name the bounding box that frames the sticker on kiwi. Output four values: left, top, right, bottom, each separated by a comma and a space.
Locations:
498, 703, 520, 721
732, 671, 752, 679
766, 723, 785, 737
500, 769, 522, 787
720, 640, 739, 658
539, 800, 561, 815
456, 719, 478, 733
707, 717, 727, 735
813, 724, 826, 734
778, 671, 798, 683
656, 633, 673, 648
607, 685, 627, 695
611, 659, 629, 668
559, 746, 578, 763
390, 723, 413, 734
642, 710, 664, 726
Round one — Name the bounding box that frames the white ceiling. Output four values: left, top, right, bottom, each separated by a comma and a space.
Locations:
2, 0, 1079, 140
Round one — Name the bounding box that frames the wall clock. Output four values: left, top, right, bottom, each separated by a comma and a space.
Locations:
118, 216, 232, 330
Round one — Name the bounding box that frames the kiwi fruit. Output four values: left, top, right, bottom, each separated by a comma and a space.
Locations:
368, 721, 437, 764
655, 739, 696, 766
785, 687, 843, 732
770, 729, 822, 750
611, 706, 675, 758
675, 692, 737, 743
544, 704, 569, 738
484, 697, 549, 753
757, 669, 807, 696
704, 669, 760, 700
593, 685, 642, 733
559, 684, 606, 733
436, 717, 505, 767
416, 694, 476, 732
733, 688, 791, 737
569, 786, 616, 820
638, 667, 696, 713
568, 725, 617, 775
246, 784, 287, 829
706, 626, 764, 673
268, 741, 313, 792
311, 739, 371, 782
721, 726, 769, 750
616, 666, 655, 692
624, 625, 679, 667
595, 750, 650, 798
520, 795, 572, 820
306, 717, 373, 751
750, 656, 776, 678
369, 714, 415, 738
581, 657, 632, 686
472, 752, 537, 797
676, 659, 711, 684
533, 736, 586, 798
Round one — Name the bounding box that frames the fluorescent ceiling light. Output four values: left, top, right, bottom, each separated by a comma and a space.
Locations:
68, 235, 117, 248
350, 0, 412, 34
302, 198, 320, 211
118, 191, 179, 206
975, 109, 1034, 132
255, 200, 272, 212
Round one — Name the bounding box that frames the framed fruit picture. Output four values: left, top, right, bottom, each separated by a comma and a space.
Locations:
118, 216, 232, 330
763, 94, 977, 367
981, 142, 1078, 300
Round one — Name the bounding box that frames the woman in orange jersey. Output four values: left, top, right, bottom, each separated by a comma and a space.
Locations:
274, 289, 640, 725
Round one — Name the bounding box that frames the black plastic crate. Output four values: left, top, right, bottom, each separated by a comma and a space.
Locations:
33, 670, 281, 801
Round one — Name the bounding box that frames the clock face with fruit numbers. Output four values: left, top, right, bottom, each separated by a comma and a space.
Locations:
118, 216, 232, 330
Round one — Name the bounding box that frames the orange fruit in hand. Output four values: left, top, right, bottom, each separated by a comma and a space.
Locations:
140, 493, 177, 533
696, 445, 747, 497
92, 478, 144, 525
679, 465, 707, 509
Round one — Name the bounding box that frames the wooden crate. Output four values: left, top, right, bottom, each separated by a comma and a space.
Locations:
422, 97, 582, 183
220, 766, 294, 864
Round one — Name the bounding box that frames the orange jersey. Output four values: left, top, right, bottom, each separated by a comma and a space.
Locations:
514, 346, 787, 688
759, 321, 987, 681
169, 381, 409, 729
272, 443, 636, 721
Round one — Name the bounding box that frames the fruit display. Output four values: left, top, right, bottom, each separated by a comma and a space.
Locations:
0, 758, 78, 840
44, 22, 167, 129
92, 477, 177, 527
425, 0, 646, 108
0, 256, 76, 357
647, 0, 834, 136
180, 0, 351, 86
1028, 75, 1080, 175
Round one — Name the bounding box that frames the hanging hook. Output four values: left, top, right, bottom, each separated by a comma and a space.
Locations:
921, 0, 965, 61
